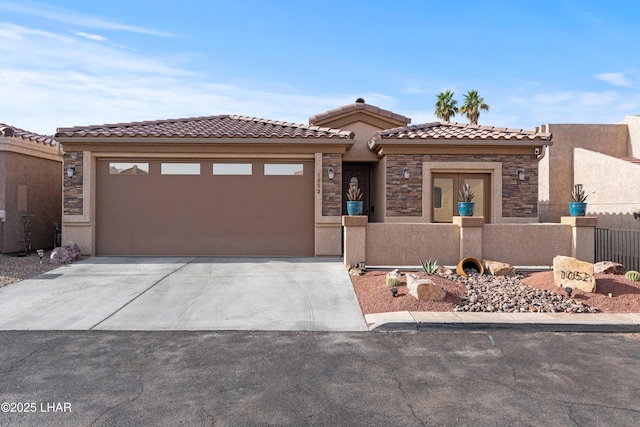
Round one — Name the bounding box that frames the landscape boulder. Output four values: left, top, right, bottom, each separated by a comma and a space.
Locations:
552, 255, 596, 293
347, 264, 363, 276
483, 260, 516, 276
593, 261, 625, 275
50, 243, 81, 265
405, 274, 447, 301
437, 265, 453, 275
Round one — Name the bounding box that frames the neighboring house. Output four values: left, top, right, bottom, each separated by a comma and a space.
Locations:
55, 99, 552, 257
0, 124, 61, 253
538, 115, 640, 230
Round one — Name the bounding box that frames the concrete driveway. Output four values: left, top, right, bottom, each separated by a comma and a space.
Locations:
0, 257, 367, 331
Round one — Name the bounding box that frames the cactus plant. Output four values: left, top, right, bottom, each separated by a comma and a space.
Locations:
346, 185, 363, 201
625, 270, 640, 282
386, 276, 401, 288
571, 184, 588, 202
458, 183, 475, 203
420, 258, 439, 275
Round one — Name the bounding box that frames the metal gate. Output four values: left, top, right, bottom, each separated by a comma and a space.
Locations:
595, 228, 640, 271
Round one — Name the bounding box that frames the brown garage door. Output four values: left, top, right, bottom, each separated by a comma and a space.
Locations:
96, 159, 314, 256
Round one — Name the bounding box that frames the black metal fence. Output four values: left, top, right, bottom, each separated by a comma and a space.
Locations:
595, 228, 640, 271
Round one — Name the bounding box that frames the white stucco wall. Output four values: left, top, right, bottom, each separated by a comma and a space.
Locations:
539, 124, 629, 223
574, 148, 640, 230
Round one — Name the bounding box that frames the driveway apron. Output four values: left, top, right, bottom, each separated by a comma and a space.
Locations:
0, 257, 367, 331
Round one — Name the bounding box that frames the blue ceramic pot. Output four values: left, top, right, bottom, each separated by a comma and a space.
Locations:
458, 202, 475, 217
347, 201, 363, 216
569, 202, 587, 217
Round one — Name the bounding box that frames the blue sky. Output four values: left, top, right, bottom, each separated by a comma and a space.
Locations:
1, 0, 640, 135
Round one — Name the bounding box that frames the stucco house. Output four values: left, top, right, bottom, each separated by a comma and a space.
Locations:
0, 124, 61, 253
538, 115, 640, 231
536, 116, 640, 271
56, 99, 564, 264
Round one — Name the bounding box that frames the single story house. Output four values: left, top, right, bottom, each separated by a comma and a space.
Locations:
55, 99, 554, 260
0, 124, 61, 253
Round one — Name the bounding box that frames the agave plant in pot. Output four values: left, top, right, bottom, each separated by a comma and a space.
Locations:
457, 183, 475, 216
569, 184, 588, 216
346, 185, 363, 216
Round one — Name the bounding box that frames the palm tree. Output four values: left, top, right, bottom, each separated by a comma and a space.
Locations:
459, 90, 489, 125
434, 90, 458, 122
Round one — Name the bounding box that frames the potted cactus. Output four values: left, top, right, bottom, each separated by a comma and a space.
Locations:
346, 185, 363, 216
457, 183, 475, 216
569, 184, 588, 217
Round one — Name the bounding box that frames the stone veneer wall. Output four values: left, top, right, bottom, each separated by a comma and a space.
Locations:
386, 154, 423, 216
322, 153, 342, 216
63, 151, 83, 215
386, 153, 539, 218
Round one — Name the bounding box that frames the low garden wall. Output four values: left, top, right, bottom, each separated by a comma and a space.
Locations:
365, 223, 459, 266
343, 216, 596, 267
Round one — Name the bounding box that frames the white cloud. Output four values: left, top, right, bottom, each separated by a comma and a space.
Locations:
72, 31, 107, 42
0, 1, 176, 37
0, 22, 393, 134
595, 72, 632, 87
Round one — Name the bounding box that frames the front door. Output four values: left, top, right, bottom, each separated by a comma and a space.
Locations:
432, 173, 491, 223
342, 163, 371, 216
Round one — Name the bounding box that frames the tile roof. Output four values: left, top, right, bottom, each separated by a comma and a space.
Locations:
0, 123, 56, 146
374, 121, 553, 142
56, 115, 354, 139
309, 99, 411, 125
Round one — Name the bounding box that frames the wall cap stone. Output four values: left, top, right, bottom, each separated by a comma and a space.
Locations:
560, 216, 598, 227
453, 216, 485, 227
342, 215, 369, 227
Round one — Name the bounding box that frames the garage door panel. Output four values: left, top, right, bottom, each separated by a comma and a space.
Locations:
96, 159, 314, 256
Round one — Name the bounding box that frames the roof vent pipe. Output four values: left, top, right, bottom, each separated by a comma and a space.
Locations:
355, 98, 365, 103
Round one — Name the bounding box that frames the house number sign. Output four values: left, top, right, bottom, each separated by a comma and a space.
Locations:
316, 172, 321, 194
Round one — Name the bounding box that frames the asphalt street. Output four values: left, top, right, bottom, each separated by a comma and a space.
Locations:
1, 330, 639, 426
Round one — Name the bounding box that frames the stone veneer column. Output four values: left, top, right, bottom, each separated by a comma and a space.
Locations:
322, 153, 342, 216
342, 215, 367, 266
561, 216, 597, 262
386, 154, 422, 216
63, 151, 83, 215
453, 216, 485, 261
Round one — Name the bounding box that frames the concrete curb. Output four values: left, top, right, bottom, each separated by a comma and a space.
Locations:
366, 312, 640, 333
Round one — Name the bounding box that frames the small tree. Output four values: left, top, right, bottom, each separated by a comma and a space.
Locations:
459, 90, 489, 125
434, 90, 458, 122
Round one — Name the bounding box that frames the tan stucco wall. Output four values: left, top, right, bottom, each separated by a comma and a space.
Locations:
620, 115, 640, 157
574, 148, 640, 230
370, 158, 386, 222
340, 122, 380, 162
539, 124, 628, 223
483, 223, 572, 265
0, 149, 62, 253
344, 211, 595, 266
365, 223, 460, 265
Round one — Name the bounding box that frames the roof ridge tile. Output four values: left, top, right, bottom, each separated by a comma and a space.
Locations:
56, 114, 354, 140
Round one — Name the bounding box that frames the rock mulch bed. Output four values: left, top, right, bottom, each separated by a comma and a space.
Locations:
351, 268, 640, 315
0, 252, 60, 287
448, 271, 599, 313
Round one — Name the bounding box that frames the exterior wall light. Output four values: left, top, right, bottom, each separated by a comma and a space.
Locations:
516, 168, 525, 181
327, 167, 335, 180
67, 165, 76, 178
403, 167, 410, 180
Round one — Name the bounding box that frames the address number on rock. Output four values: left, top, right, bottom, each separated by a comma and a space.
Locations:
560, 271, 591, 282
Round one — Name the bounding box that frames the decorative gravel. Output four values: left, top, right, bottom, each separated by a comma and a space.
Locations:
447, 270, 599, 313
0, 252, 60, 287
